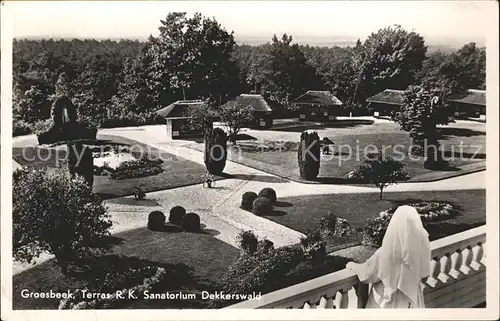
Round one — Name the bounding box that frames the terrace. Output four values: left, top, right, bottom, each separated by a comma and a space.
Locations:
227, 225, 486, 309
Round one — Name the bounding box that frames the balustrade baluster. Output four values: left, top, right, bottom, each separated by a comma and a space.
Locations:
334, 290, 349, 309
317, 296, 328, 309
459, 246, 472, 275
437, 254, 451, 283
426, 258, 440, 287
470, 243, 484, 270
448, 250, 462, 279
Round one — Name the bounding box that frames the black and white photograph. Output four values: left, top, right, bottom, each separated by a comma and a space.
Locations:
1, 1, 498, 320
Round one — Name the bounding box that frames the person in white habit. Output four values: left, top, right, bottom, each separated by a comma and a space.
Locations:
346, 205, 431, 308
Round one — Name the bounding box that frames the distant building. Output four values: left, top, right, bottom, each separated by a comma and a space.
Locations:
156, 100, 216, 140
365, 89, 404, 117
292, 90, 344, 121
223, 94, 274, 129
366, 88, 487, 121
448, 89, 486, 120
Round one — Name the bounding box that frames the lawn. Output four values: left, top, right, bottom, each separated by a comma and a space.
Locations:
196, 121, 486, 184
13, 226, 240, 309
12, 135, 226, 199
262, 189, 486, 249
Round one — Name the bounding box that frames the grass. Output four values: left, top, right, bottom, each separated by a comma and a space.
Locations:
236, 132, 484, 183
262, 189, 486, 248
189, 123, 486, 184
12, 135, 227, 199
13, 226, 240, 309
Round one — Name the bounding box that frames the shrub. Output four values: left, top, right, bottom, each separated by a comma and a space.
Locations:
59, 258, 167, 309
147, 211, 165, 231
32, 118, 55, 135
319, 212, 337, 235
362, 215, 392, 247
257, 239, 275, 254
300, 229, 326, 261
13, 166, 112, 274
183, 212, 201, 233
204, 128, 228, 174
212, 244, 305, 307
252, 197, 273, 216
133, 185, 146, 200
240, 192, 258, 211
237, 230, 259, 255
13, 119, 33, 136
169, 206, 186, 226
283, 256, 349, 289
297, 131, 321, 180
258, 188, 277, 203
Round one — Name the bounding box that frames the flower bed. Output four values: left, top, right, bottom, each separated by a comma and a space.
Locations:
378, 201, 457, 222
94, 152, 164, 180
364, 201, 459, 247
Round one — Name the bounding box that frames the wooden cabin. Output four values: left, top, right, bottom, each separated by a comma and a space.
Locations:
448, 89, 486, 121
292, 91, 344, 121
223, 94, 274, 129
366, 89, 404, 117
156, 100, 216, 140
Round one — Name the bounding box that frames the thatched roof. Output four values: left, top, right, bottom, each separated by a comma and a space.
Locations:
156, 100, 208, 119
366, 89, 404, 105
292, 90, 343, 106
448, 89, 486, 106
223, 94, 273, 112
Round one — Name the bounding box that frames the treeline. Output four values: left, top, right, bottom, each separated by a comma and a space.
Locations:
13, 13, 486, 136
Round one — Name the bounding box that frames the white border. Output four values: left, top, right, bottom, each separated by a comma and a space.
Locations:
1, 1, 499, 320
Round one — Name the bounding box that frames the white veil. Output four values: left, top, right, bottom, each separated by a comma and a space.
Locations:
375, 205, 431, 306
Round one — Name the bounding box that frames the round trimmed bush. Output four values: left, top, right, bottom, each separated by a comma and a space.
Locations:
148, 211, 166, 231
241, 192, 258, 211
258, 188, 277, 203
183, 212, 201, 233
252, 197, 273, 216
169, 206, 186, 226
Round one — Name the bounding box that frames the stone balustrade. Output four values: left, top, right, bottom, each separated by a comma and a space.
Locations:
226, 225, 486, 309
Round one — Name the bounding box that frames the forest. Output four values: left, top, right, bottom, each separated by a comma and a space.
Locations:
12, 13, 486, 136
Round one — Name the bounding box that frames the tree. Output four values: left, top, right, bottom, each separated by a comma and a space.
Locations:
14, 85, 53, 123
297, 131, 321, 180
354, 155, 409, 199
55, 72, 73, 97
146, 13, 240, 104
393, 84, 450, 167
13, 166, 112, 274
436, 42, 486, 93
218, 100, 254, 143
353, 25, 427, 106
73, 52, 123, 127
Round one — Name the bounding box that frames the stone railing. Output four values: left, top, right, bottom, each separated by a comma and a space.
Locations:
226, 225, 486, 309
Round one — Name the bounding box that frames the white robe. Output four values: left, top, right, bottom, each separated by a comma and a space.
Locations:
347, 205, 431, 309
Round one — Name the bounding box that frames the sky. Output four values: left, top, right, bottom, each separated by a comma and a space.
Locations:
4, 1, 496, 47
